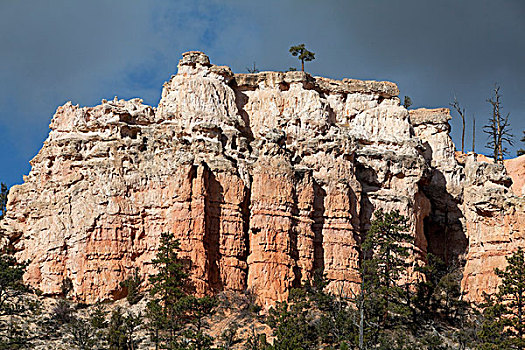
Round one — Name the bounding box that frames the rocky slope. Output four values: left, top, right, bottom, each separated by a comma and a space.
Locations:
2, 51, 524, 306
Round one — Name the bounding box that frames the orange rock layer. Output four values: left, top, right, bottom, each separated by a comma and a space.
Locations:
2, 52, 524, 305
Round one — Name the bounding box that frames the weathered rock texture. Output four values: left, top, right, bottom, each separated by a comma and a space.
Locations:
460, 156, 525, 301
3, 52, 524, 305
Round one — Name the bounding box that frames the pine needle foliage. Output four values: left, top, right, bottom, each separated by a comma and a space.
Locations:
289, 44, 315, 72
120, 268, 144, 305
479, 247, 525, 349
362, 209, 412, 324
357, 209, 414, 348
146, 232, 218, 349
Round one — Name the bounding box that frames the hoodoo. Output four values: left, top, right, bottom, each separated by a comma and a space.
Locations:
2, 52, 524, 307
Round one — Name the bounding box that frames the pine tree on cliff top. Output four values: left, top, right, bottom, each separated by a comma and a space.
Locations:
289, 44, 315, 72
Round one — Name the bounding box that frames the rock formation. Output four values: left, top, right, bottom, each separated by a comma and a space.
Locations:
2, 51, 524, 306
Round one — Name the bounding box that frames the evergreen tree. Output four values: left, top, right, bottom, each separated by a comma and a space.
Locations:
107, 307, 128, 350
266, 288, 319, 350
0, 256, 29, 348
307, 273, 357, 348
0, 255, 28, 315
0, 183, 8, 220
403, 96, 413, 109
181, 295, 218, 350
433, 264, 468, 322
289, 44, 315, 72
0, 317, 29, 350
477, 294, 509, 349
89, 303, 108, 331
244, 325, 269, 350
52, 299, 73, 325
146, 232, 217, 349
219, 322, 241, 349
479, 247, 525, 349
120, 267, 144, 305
147, 232, 189, 348
413, 253, 447, 318
67, 317, 98, 350
358, 209, 413, 348
106, 307, 142, 350
264, 273, 358, 349
246, 62, 259, 73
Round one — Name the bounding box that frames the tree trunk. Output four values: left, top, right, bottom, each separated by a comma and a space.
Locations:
461, 114, 465, 153
359, 296, 364, 350
472, 116, 476, 154
301, 59, 304, 72
518, 290, 523, 350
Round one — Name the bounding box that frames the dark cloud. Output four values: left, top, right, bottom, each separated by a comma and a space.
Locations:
0, 0, 523, 186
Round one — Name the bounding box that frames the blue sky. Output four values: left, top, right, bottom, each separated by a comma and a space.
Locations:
1, 0, 524, 186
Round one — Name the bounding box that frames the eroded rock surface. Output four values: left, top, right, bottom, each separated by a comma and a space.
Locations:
3, 51, 524, 305
460, 156, 525, 301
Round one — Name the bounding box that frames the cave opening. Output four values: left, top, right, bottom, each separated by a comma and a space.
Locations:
423, 206, 467, 267
423, 214, 450, 264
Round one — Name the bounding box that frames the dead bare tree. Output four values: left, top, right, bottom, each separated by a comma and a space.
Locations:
483, 85, 513, 163
246, 62, 259, 74
450, 96, 466, 153
472, 115, 476, 154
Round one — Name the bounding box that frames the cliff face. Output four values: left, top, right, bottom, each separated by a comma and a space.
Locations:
3, 52, 524, 306
460, 156, 525, 301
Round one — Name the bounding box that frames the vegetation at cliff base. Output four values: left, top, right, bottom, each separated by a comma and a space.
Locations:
1, 214, 525, 349
0, 255, 30, 349
477, 247, 525, 349
146, 232, 218, 349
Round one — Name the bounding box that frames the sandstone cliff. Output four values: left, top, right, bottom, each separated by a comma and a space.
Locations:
3, 52, 524, 306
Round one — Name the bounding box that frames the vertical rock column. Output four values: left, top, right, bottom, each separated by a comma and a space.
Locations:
247, 156, 297, 307
206, 170, 249, 292
461, 157, 525, 302
292, 170, 316, 286
319, 181, 362, 295
165, 164, 208, 295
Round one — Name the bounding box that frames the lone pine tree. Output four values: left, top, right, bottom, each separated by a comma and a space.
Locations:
289, 44, 315, 72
